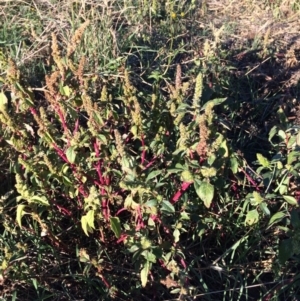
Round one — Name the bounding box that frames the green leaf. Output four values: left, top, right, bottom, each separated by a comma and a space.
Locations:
131, 125, 138, 137
142, 250, 156, 263
14, 81, 25, 94
251, 191, 263, 206
0, 91, 8, 112
86, 210, 95, 230
124, 195, 134, 209
121, 156, 135, 172
140, 262, 150, 287
259, 202, 270, 216
297, 132, 300, 147
245, 209, 259, 225
201, 98, 227, 111
24, 123, 35, 137
32, 278, 38, 290
165, 168, 183, 176
283, 195, 298, 206
173, 229, 180, 243
110, 217, 121, 238
278, 130, 286, 141
195, 181, 214, 208
176, 103, 190, 113
161, 200, 175, 214
148, 70, 163, 81
93, 111, 104, 126
175, 163, 185, 170
288, 134, 297, 148
268, 126, 277, 142
145, 200, 158, 207
129, 245, 139, 253
66, 146, 77, 164
220, 139, 228, 157
279, 184, 288, 195
207, 153, 216, 165
30, 195, 49, 206
42, 131, 55, 144
62, 175, 72, 186
231, 235, 249, 251
268, 211, 286, 227
97, 134, 107, 145
279, 239, 293, 264
180, 211, 190, 220
148, 217, 155, 227
16, 205, 26, 227
230, 157, 239, 174
181, 170, 194, 182
81, 215, 94, 236
146, 170, 162, 182
61, 85, 71, 97
256, 153, 270, 168
287, 151, 299, 165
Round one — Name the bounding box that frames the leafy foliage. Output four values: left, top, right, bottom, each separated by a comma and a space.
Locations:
1, 0, 300, 300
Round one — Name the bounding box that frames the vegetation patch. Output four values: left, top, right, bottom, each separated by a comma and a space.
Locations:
1, 1, 300, 300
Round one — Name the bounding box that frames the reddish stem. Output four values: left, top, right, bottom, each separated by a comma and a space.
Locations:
151, 215, 171, 234
141, 133, 146, 165
93, 140, 104, 185
116, 208, 127, 216
29, 107, 37, 115
93, 140, 110, 219
117, 234, 128, 244
240, 168, 260, 191
143, 156, 158, 171
73, 118, 79, 136
135, 205, 145, 231
171, 182, 192, 203
99, 274, 110, 288
55, 103, 69, 136
102, 199, 109, 221
52, 143, 68, 162
54, 204, 72, 216
158, 259, 167, 269
52, 143, 88, 198
180, 257, 187, 269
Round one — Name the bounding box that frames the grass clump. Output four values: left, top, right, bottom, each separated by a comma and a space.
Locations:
1, 1, 300, 300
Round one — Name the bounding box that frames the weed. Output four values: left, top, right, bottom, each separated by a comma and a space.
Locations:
1, 1, 300, 300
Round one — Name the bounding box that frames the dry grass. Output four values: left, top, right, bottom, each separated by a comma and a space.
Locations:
199, 0, 300, 136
